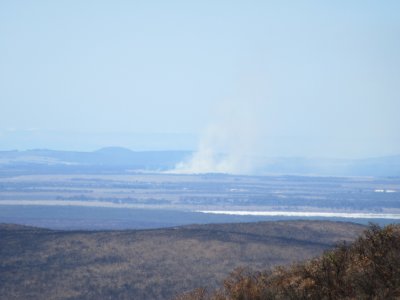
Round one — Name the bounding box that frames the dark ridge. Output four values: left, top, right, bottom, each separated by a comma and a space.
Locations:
0, 220, 365, 300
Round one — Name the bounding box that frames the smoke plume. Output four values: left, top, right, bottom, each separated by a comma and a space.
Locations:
173, 98, 264, 174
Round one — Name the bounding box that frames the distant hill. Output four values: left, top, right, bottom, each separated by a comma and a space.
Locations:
262, 155, 400, 177
0, 221, 364, 300
0, 148, 192, 174
177, 223, 400, 299
0, 148, 399, 176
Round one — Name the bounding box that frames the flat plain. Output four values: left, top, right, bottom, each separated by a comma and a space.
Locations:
0, 173, 399, 229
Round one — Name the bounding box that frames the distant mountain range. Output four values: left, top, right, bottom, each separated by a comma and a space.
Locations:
0, 147, 399, 176
0, 147, 191, 174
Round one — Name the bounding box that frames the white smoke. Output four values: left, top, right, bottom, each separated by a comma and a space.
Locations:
172, 97, 264, 174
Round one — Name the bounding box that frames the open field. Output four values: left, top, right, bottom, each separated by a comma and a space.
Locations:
0, 173, 399, 229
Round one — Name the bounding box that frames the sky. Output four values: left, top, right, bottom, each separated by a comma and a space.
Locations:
1, 0, 399, 158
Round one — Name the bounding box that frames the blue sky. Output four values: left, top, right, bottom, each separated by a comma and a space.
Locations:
1, 1, 399, 158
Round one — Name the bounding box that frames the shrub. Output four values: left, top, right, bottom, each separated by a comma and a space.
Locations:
174, 224, 400, 300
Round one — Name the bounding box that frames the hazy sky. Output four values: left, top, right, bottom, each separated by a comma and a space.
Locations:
1, 1, 399, 158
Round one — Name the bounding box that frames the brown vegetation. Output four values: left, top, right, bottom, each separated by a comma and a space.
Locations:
175, 224, 400, 300
0, 221, 364, 299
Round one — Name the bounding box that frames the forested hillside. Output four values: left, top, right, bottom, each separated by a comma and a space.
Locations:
0, 221, 364, 299
176, 224, 400, 299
